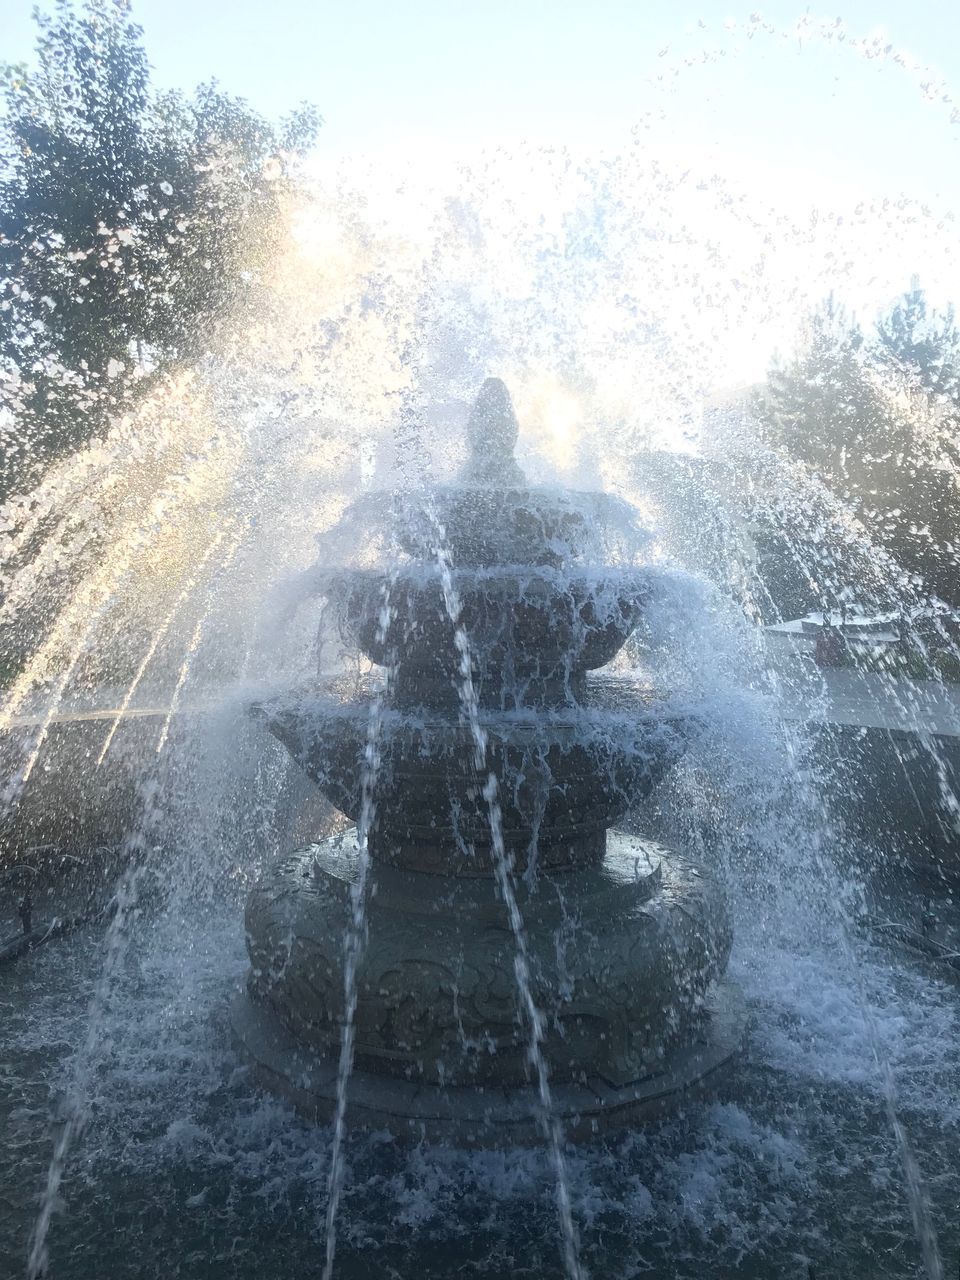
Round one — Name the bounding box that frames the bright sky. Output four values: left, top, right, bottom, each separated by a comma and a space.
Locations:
5, 1, 959, 194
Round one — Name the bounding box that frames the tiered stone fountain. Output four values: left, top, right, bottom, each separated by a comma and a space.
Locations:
232, 379, 743, 1142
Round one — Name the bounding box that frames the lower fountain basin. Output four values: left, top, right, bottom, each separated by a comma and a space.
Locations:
236, 829, 741, 1143
256, 697, 688, 872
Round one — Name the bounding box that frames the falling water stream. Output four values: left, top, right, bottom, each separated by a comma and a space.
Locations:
427, 508, 584, 1280
322, 571, 397, 1280
25, 771, 168, 1280
155, 528, 247, 754
95, 527, 235, 768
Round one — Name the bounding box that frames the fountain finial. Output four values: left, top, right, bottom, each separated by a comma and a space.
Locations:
461, 378, 527, 487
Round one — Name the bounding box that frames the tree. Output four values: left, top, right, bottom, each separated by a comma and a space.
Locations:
754, 286, 960, 609
874, 281, 960, 484
759, 295, 868, 481
875, 281, 960, 413
0, 0, 319, 491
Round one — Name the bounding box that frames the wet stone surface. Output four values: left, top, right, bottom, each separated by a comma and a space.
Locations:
240, 379, 741, 1143
242, 830, 734, 1103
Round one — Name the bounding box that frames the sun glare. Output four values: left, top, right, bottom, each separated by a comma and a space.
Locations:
516, 375, 583, 474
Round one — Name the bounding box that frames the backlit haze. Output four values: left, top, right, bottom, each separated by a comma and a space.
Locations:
6, 1, 960, 453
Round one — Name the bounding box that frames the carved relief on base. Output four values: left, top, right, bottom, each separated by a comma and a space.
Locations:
245, 829, 731, 1089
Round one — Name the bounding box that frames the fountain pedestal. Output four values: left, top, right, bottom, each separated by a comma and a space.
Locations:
233, 830, 742, 1141
233, 379, 744, 1142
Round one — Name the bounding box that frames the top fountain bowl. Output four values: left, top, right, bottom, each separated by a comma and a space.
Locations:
343, 483, 650, 571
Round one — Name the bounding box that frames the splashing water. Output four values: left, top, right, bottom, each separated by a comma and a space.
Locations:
639, 566, 945, 1280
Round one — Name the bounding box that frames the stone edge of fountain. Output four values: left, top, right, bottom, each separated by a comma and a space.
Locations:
229, 977, 746, 1147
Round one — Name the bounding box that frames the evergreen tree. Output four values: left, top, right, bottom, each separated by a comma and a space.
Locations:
875, 281, 960, 407
874, 280, 960, 472
755, 286, 960, 608
0, 0, 319, 490
758, 295, 867, 483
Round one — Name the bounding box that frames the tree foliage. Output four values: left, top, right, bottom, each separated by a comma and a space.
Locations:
0, 0, 319, 488
755, 284, 960, 608
876, 284, 960, 425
